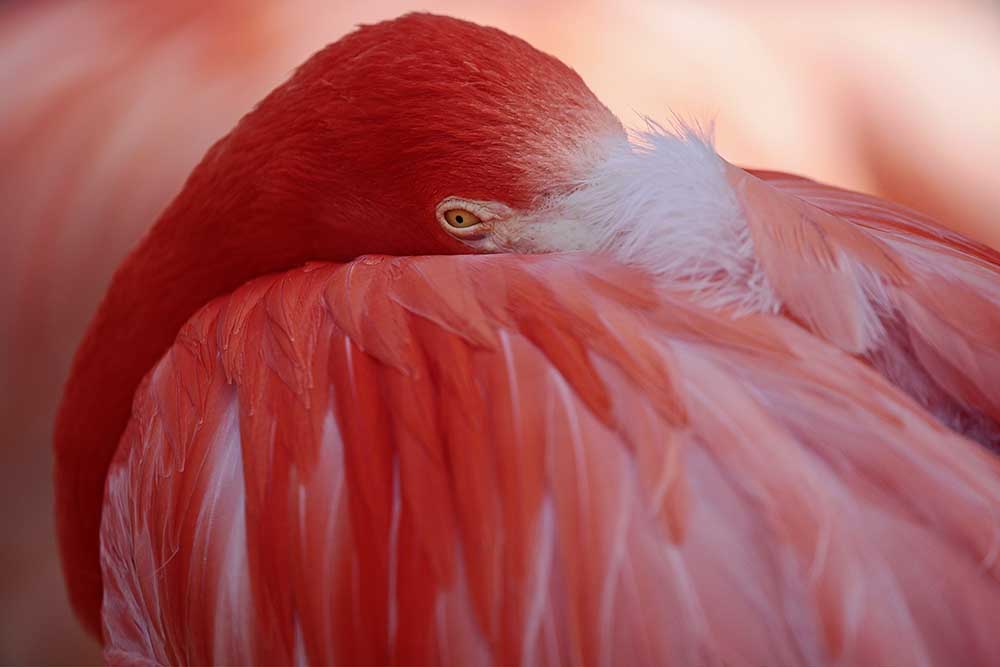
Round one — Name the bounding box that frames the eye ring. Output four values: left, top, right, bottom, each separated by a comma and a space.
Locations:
436, 196, 512, 242
443, 208, 482, 228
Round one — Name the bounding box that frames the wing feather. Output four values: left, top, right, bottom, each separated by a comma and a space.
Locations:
101, 253, 1000, 666
744, 168, 1000, 445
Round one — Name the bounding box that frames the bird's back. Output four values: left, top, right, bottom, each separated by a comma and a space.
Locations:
746, 168, 1000, 449
99, 254, 1000, 666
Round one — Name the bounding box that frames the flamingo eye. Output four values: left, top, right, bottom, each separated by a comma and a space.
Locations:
443, 208, 482, 228
436, 197, 509, 242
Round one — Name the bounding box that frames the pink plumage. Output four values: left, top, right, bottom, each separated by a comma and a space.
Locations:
48, 12, 1000, 666
102, 255, 1000, 665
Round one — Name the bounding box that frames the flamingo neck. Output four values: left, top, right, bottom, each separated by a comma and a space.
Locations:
50, 117, 397, 635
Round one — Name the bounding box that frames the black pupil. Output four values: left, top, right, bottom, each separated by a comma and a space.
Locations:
455, 215, 464, 224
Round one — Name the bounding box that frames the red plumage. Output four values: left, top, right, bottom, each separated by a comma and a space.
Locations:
101, 255, 1000, 664
52, 12, 1000, 666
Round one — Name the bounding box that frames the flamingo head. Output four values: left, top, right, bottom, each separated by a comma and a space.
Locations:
186, 13, 625, 260
226, 13, 750, 304
178, 13, 749, 307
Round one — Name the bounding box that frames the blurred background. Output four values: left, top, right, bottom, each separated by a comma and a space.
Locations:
2, 1, 998, 663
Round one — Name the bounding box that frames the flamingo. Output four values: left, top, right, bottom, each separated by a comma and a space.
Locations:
53, 13, 1000, 666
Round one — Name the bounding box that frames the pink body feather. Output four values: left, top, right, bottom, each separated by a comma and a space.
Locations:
102, 255, 1000, 665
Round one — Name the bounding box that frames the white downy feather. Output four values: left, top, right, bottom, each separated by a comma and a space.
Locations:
479, 120, 781, 314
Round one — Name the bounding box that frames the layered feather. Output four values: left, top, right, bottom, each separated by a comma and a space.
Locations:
754, 169, 1000, 446
513, 125, 1000, 446
102, 254, 1000, 666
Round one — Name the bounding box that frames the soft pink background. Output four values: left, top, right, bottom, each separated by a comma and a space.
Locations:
2, 1, 998, 663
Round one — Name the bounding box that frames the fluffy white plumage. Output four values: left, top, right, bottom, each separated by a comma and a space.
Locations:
472, 121, 782, 314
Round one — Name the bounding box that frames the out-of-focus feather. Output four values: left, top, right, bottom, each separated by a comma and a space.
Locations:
0, 3, 325, 662
102, 254, 1000, 666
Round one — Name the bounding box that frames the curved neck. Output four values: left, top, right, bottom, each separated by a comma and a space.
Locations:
54, 13, 585, 629
51, 121, 461, 635
53, 166, 330, 636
